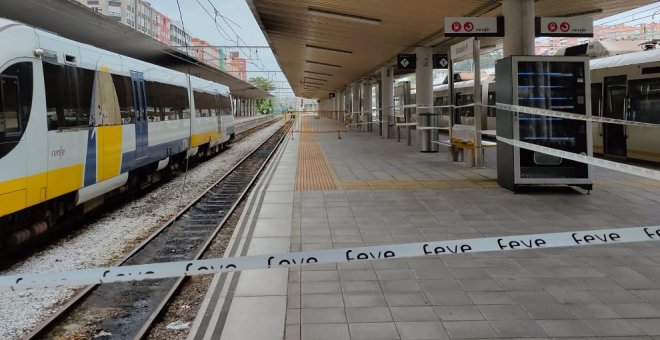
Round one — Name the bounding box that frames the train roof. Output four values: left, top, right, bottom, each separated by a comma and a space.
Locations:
590, 49, 660, 70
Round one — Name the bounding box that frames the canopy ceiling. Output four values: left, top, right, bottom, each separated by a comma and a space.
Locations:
247, 0, 655, 98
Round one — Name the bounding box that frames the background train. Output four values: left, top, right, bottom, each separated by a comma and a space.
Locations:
406, 48, 660, 161
0, 19, 236, 247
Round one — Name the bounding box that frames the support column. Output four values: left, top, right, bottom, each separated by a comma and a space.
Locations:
333, 93, 339, 121
339, 89, 345, 123
416, 46, 437, 152
381, 66, 393, 139
352, 83, 360, 128
503, 0, 535, 57
362, 80, 372, 132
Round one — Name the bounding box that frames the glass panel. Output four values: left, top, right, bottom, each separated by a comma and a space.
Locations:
112, 74, 134, 124
629, 78, 660, 124
1, 76, 20, 134
516, 60, 589, 179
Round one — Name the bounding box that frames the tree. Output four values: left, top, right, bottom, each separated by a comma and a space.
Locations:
249, 77, 275, 114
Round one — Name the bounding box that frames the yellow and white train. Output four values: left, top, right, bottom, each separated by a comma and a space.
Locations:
0, 19, 235, 246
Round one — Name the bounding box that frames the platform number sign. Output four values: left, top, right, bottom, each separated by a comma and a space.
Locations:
536, 16, 593, 37
433, 54, 449, 69
397, 54, 416, 71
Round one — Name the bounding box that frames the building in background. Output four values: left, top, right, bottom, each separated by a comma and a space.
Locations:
218, 48, 226, 70
191, 38, 221, 69
78, 0, 156, 38
154, 10, 170, 45
77, 0, 249, 80
169, 20, 192, 52
228, 51, 247, 81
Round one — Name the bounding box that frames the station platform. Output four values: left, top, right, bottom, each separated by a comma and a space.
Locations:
188, 114, 660, 340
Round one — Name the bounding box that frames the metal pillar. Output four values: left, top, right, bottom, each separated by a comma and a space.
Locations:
362, 80, 372, 132
352, 83, 360, 128
381, 66, 393, 139
415, 47, 437, 152
503, 0, 535, 57
473, 39, 484, 168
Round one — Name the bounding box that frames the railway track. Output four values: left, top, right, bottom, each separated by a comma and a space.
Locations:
25, 119, 293, 340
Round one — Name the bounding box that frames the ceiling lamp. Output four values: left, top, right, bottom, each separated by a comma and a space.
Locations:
306, 44, 353, 55
305, 60, 341, 68
308, 7, 381, 25
304, 70, 332, 76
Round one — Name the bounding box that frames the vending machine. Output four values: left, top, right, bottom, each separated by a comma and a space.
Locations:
496, 56, 593, 192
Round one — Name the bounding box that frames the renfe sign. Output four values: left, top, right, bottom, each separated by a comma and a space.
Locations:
444, 17, 504, 37
535, 16, 593, 37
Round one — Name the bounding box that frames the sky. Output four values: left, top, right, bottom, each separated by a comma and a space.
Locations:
150, 1, 660, 99
150, 0, 294, 97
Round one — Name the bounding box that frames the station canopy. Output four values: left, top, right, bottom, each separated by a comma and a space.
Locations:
246, 0, 655, 98
0, 0, 271, 99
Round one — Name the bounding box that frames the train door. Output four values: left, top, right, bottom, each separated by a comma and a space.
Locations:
130, 71, 148, 159
603, 75, 627, 158
591, 83, 603, 151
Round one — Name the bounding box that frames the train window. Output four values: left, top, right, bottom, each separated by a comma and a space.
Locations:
112, 74, 134, 124
629, 78, 660, 124
0, 62, 33, 157
217, 94, 232, 115
1, 77, 20, 135
44, 62, 94, 130
193, 91, 216, 117
146, 81, 189, 121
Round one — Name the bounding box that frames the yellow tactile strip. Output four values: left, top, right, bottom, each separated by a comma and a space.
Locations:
294, 115, 497, 191
295, 116, 340, 191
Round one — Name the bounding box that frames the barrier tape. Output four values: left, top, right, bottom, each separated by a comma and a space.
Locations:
494, 103, 660, 128
496, 136, 660, 181
334, 103, 659, 129
2, 225, 660, 292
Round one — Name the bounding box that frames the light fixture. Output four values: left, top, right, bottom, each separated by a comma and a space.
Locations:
304, 77, 327, 82
306, 44, 353, 55
304, 81, 324, 86
305, 70, 332, 76
308, 7, 381, 25
306, 60, 341, 68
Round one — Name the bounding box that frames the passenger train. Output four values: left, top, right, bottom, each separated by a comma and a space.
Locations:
409, 49, 660, 162
0, 19, 236, 247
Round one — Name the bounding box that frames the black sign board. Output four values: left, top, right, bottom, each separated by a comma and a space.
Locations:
397, 54, 416, 71
433, 54, 449, 69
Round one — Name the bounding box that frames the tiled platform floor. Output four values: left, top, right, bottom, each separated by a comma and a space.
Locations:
193, 115, 660, 340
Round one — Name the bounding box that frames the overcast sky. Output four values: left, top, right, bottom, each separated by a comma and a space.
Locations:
151, 0, 294, 97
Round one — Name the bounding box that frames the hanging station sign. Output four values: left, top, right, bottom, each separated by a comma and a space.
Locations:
433, 54, 449, 69
396, 54, 416, 71
535, 16, 593, 37
444, 17, 504, 37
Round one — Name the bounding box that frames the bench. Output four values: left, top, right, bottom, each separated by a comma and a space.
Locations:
433, 125, 497, 166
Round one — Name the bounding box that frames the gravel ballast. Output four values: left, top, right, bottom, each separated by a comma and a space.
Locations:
0, 119, 284, 339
